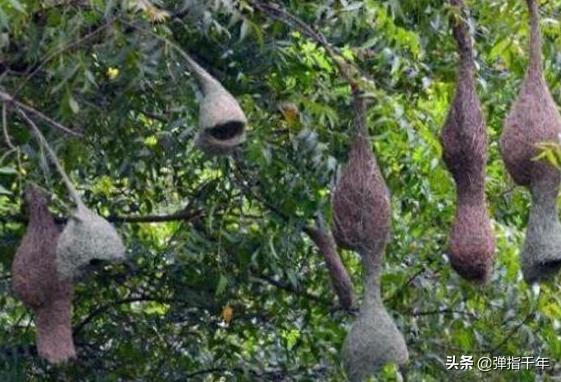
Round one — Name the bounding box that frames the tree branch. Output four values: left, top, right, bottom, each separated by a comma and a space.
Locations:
0, 90, 82, 137
251, 273, 332, 306
409, 308, 478, 318
487, 311, 535, 354
72, 295, 216, 336
0, 208, 204, 225
108, 208, 204, 224
249, 0, 359, 90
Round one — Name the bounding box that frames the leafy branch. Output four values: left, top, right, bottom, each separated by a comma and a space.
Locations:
0, 90, 81, 137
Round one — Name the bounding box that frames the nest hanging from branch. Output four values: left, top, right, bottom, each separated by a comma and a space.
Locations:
440, 0, 495, 282
56, 203, 126, 280
306, 219, 354, 310
19, 109, 126, 281
184, 54, 247, 155
500, 0, 561, 283
11, 186, 75, 364
332, 92, 408, 381
331, 100, 391, 253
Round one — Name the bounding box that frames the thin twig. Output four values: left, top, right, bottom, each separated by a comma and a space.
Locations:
72, 295, 214, 336
1, 208, 204, 225
2, 102, 15, 150
251, 273, 332, 306
410, 308, 478, 319
16, 107, 83, 206
249, 0, 359, 89
1, 91, 81, 137
487, 311, 535, 354
108, 208, 204, 223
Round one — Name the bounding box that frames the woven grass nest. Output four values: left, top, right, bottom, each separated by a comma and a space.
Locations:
440, 0, 495, 282
56, 202, 126, 280
306, 220, 354, 310
341, 261, 408, 382
332, 92, 408, 381
11, 185, 75, 363
25, 115, 126, 281
184, 54, 247, 155
500, 0, 561, 283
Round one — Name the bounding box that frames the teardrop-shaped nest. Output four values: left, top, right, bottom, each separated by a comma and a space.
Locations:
440, 74, 487, 185
441, 84, 495, 282
11, 186, 76, 364
342, 296, 408, 381
500, 0, 561, 283
56, 205, 126, 280
332, 133, 391, 253
12, 186, 72, 308
447, 202, 495, 282
520, 176, 561, 282
500, 73, 561, 186
194, 82, 247, 155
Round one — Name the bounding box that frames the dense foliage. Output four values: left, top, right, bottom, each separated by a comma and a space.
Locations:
2, 0, 561, 380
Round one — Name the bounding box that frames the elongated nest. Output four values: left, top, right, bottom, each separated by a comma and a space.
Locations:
447, 199, 495, 282
306, 225, 354, 310
500, 0, 561, 282
11, 186, 75, 363
332, 93, 408, 381
440, 0, 495, 282
500, 73, 561, 187
332, 97, 391, 253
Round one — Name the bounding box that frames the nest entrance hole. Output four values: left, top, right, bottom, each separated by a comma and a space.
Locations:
208, 121, 245, 141
531, 259, 561, 282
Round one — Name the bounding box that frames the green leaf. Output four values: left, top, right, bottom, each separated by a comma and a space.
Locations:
0, 184, 12, 194
0, 167, 17, 175
215, 274, 228, 296
68, 96, 80, 114
6, 0, 26, 14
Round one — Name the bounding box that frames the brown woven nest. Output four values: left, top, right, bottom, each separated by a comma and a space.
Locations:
331, 97, 391, 253
440, 0, 495, 282
332, 92, 408, 380
184, 54, 247, 155
500, 0, 561, 283
306, 220, 354, 310
11, 185, 75, 364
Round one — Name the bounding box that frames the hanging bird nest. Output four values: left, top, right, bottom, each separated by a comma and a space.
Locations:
521, 176, 561, 281
440, 0, 495, 282
500, 0, 561, 283
332, 92, 408, 380
56, 203, 126, 280
341, 262, 408, 382
331, 95, 391, 253
11, 185, 75, 363
183, 54, 247, 155
306, 220, 354, 310
20, 110, 126, 281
